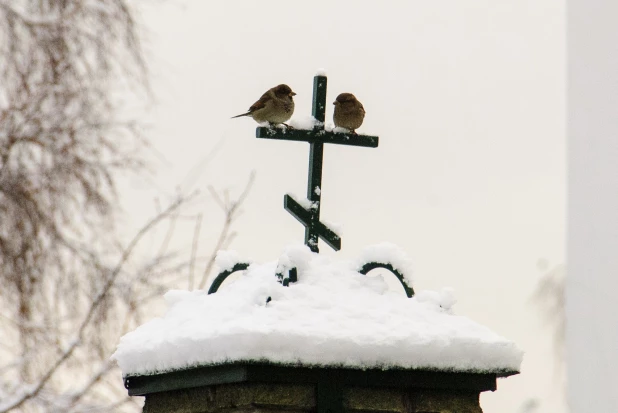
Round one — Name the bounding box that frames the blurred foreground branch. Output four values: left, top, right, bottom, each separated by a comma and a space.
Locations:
0, 196, 190, 412
0, 1, 253, 412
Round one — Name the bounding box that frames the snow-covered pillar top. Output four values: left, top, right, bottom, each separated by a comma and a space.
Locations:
256, 73, 379, 253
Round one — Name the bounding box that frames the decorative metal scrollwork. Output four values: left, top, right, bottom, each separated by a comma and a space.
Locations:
357, 262, 414, 298
276, 266, 298, 287
208, 261, 413, 299
208, 262, 250, 294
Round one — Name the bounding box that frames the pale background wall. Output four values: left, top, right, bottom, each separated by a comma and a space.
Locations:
567, 0, 618, 412
123, 2, 567, 411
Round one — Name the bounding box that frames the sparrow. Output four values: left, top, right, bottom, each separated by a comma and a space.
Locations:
333, 93, 365, 134
232, 84, 296, 125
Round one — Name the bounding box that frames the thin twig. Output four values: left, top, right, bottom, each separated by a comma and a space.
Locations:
197, 172, 255, 290
188, 214, 203, 290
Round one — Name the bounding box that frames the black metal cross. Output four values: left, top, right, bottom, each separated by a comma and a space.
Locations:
256, 75, 379, 253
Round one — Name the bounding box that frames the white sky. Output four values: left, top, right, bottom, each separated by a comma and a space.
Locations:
122, 1, 566, 411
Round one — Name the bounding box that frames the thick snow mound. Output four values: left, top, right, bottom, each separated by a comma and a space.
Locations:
356, 242, 414, 286
215, 250, 247, 272
113, 245, 522, 376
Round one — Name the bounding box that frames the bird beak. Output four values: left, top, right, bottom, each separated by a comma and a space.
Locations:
290, 92, 297, 97
333, 101, 338, 105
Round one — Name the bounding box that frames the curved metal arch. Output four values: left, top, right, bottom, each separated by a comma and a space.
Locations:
358, 262, 414, 298
208, 262, 251, 294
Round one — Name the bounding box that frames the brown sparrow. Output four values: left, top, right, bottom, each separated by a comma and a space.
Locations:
333, 93, 365, 133
232, 84, 296, 125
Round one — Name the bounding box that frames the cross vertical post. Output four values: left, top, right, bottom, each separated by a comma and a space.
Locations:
306, 76, 327, 252
255, 74, 379, 253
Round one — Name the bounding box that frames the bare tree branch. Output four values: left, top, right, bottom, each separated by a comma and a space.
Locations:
0, 196, 191, 413
0, 3, 252, 411
188, 214, 203, 290
197, 171, 255, 290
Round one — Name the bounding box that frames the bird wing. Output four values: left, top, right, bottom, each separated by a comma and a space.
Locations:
248, 92, 271, 113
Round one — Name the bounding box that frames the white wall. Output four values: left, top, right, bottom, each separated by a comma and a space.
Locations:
567, 0, 618, 411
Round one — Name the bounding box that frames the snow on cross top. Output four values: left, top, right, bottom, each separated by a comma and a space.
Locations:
288, 115, 322, 130
112, 244, 522, 376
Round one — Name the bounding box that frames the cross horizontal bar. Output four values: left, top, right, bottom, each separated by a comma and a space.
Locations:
284, 195, 341, 251
257, 127, 379, 148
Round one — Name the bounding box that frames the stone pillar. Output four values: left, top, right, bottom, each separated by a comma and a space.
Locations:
142, 383, 483, 413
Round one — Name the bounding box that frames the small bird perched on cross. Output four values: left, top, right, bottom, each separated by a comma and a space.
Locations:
232, 84, 296, 126
333, 93, 365, 134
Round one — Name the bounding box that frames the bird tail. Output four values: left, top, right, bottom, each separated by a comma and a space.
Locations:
231, 112, 251, 119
